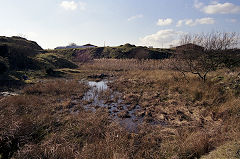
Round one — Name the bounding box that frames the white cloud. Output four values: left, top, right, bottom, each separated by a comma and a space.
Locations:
195, 1, 240, 14
195, 17, 215, 25
185, 19, 194, 26
176, 20, 184, 27
139, 29, 184, 48
157, 18, 173, 26
194, 0, 204, 9
60, 1, 86, 11
127, 14, 143, 21
176, 17, 215, 27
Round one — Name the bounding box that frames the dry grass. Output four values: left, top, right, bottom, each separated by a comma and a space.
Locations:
79, 58, 174, 71
108, 66, 240, 158
1, 59, 240, 159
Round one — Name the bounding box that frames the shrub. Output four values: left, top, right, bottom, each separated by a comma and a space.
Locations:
0, 57, 9, 74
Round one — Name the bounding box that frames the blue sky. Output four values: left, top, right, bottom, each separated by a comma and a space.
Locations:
0, 0, 240, 49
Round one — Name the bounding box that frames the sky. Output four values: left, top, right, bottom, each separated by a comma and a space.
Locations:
0, 0, 240, 49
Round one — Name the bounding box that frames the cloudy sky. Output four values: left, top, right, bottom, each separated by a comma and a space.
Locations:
0, 0, 240, 48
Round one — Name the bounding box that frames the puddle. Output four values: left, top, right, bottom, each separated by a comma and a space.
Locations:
88, 81, 108, 91
77, 80, 162, 132
0, 92, 19, 97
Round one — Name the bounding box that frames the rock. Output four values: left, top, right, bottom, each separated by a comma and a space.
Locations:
117, 110, 130, 118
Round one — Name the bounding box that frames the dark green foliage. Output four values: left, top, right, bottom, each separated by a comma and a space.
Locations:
0, 57, 9, 74
46, 67, 54, 75
0, 36, 43, 70
222, 49, 240, 69
0, 44, 8, 57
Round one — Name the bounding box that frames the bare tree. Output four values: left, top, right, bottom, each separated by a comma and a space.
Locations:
174, 31, 240, 82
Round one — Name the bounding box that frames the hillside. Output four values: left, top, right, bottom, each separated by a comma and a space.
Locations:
52, 43, 173, 60
0, 36, 44, 70
0, 36, 78, 88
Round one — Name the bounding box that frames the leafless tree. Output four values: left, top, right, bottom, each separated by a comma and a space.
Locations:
173, 31, 240, 82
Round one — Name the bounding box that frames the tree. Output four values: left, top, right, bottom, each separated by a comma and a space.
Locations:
173, 31, 239, 82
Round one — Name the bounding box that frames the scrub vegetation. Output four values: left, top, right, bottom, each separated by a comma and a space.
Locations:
0, 32, 240, 159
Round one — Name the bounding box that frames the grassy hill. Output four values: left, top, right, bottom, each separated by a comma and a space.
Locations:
51, 43, 173, 60
0, 36, 78, 88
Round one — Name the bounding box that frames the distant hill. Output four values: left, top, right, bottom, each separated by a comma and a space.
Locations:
51, 43, 173, 60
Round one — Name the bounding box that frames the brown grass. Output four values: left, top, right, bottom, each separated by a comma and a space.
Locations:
1, 59, 240, 159
79, 58, 174, 71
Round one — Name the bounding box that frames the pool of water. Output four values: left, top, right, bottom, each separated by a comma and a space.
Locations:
80, 80, 163, 132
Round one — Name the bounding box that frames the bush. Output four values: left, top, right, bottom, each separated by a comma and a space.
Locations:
0, 57, 9, 74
